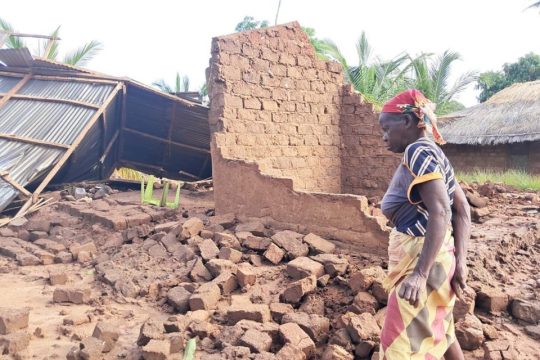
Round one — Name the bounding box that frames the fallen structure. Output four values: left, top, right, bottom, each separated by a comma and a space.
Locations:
0, 48, 211, 214
207, 23, 399, 254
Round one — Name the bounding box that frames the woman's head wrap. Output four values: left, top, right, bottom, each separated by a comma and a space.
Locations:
382, 89, 445, 145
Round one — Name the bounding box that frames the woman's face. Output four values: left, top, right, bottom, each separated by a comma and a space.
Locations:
379, 112, 412, 153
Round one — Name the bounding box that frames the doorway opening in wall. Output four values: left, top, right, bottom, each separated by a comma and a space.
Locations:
508, 143, 530, 171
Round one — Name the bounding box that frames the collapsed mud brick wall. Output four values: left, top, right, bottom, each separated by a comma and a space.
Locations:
207, 22, 399, 254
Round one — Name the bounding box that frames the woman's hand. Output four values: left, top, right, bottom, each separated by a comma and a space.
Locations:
451, 261, 468, 300
398, 272, 427, 307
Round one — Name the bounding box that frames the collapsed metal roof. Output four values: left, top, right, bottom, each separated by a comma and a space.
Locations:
0, 49, 211, 214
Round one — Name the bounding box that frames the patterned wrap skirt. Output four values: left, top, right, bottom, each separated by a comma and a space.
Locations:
379, 229, 457, 360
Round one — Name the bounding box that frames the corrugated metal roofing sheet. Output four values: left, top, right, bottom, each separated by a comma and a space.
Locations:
0, 76, 20, 92
0, 48, 33, 67
0, 74, 117, 211
20, 80, 114, 105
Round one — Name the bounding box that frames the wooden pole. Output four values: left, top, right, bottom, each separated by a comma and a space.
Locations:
0, 133, 69, 149
0, 73, 32, 110
0, 172, 31, 197
99, 130, 119, 164
123, 127, 210, 154
3, 94, 100, 109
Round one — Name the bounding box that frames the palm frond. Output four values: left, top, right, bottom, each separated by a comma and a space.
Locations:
355, 31, 372, 67
431, 50, 461, 103
152, 79, 173, 93
63, 40, 102, 66
0, 17, 24, 48
40, 26, 61, 60
182, 76, 190, 92
175, 73, 181, 93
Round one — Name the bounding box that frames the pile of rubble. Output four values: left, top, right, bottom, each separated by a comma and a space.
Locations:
0, 184, 539, 358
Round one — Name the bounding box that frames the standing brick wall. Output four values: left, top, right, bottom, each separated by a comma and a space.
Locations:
208, 23, 344, 193
207, 22, 397, 254
340, 85, 400, 197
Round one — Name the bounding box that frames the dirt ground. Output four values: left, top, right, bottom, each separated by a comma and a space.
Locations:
0, 183, 538, 359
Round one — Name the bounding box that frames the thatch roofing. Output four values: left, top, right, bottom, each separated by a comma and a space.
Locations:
440, 80, 540, 145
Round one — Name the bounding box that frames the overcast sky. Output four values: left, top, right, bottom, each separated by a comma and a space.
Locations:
2, 0, 539, 106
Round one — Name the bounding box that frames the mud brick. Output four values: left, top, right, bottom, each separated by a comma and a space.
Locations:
69, 242, 97, 258
303, 233, 335, 254
323, 344, 353, 360
154, 221, 178, 234
209, 213, 236, 228
189, 257, 213, 282
287, 257, 325, 280
26, 219, 51, 233
281, 312, 330, 343
281, 275, 317, 304
142, 339, 169, 360
206, 259, 238, 277
227, 303, 271, 324
239, 329, 272, 353
63, 314, 91, 326
264, 243, 285, 265
236, 221, 268, 237
189, 283, 221, 311
173, 244, 195, 262
198, 239, 220, 260
243, 235, 272, 251
49, 271, 68, 286
200, 230, 214, 239
167, 286, 192, 313
270, 303, 294, 323
54, 251, 73, 264
272, 230, 309, 259
349, 267, 385, 293
237, 262, 257, 288
166, 333, 185, 353
126, 213, 152, 227
311, 254, 349, 276
346, 313, 380, 343
53, 287, 92, 304
137, 319, 164, 346
219, 247, 243, 263
214, 232, 241, 250
511, 299, 540, 323
29, 231, 48, 241
79, 336, 105, 359
212, 272, 238, 295
0, 308, 29, 335
33, 249, 54, 265
477, 289, 509, 314
279, 322, 315, 357
275, 344, 306, 360
16, 252, 41, 266
349, 292, 379, 315
0, 331, 31, 354
92, 322, 119, 352
181, 218, 204, 239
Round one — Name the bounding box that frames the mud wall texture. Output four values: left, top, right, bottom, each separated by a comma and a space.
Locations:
444, 141, 540, 174
207, 22, 398, 254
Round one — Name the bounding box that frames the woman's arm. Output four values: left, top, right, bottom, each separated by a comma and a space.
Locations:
450, 184, 471, 298
398, 179, 451, 306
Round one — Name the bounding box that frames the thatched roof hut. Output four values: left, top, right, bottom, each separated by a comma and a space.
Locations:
440, 80, 540, 145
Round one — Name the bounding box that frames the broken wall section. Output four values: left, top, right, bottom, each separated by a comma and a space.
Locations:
208, 23, 344, 193
208, 23, 394, 254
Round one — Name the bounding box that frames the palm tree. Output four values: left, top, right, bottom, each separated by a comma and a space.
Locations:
153, 73, 190, 94
0, 17, 102, 67
320, 31, 412, 107
408, 50, 477, 114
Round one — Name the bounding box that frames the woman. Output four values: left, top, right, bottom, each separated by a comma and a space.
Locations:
378, 89, 471, 360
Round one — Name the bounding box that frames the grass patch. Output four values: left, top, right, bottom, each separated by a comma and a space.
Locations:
456, 170, 540, 191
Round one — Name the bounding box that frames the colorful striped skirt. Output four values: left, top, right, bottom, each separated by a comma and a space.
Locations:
379, 229, 457, 360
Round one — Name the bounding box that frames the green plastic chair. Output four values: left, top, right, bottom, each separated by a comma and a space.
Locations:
141, 175, 182, 209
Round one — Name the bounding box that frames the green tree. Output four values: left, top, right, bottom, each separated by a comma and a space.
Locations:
0, 17, 101, 67
476, 53, 540, 102
235, 16, 269, 32
319, 31, 412, 107
152, 72, 190, 93
408, 50, 477, 114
